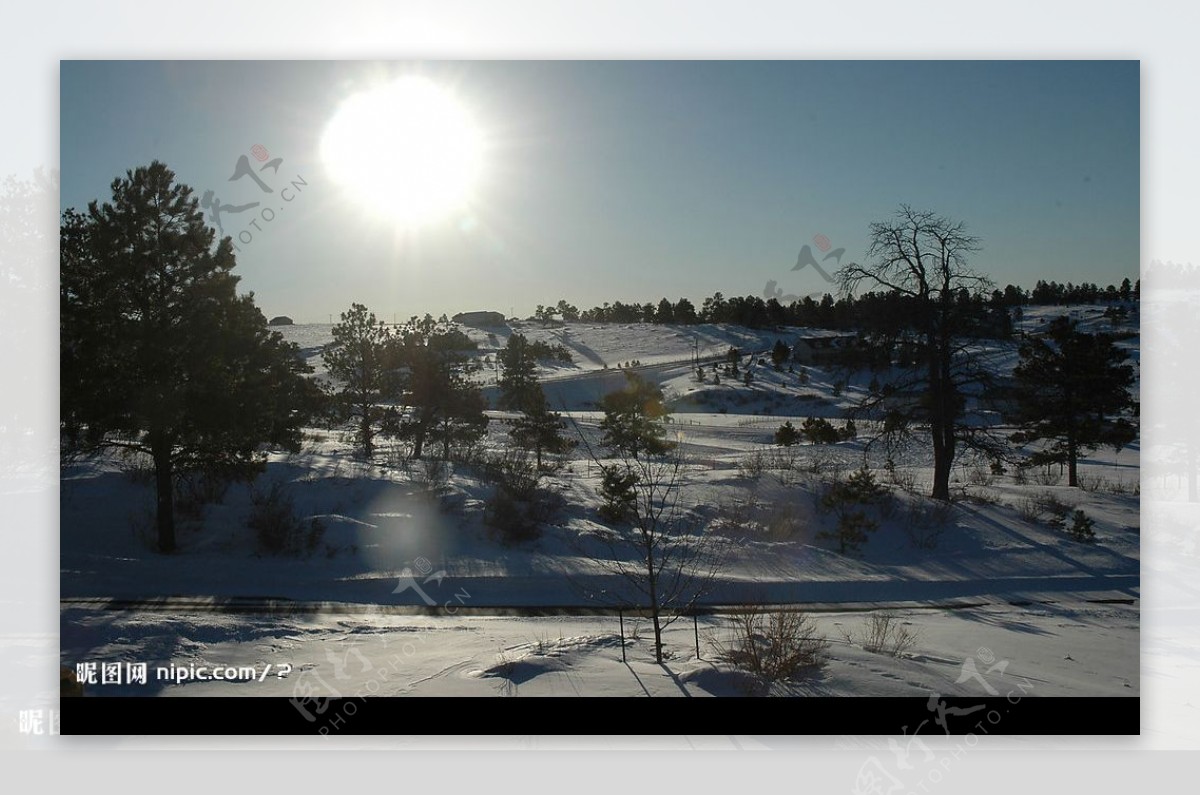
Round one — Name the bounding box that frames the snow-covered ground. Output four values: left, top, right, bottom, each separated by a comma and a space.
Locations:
61, 307, 1140, 699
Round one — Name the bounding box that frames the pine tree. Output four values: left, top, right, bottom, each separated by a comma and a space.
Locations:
771, 339, 790, 370
775, 421, 800, 447
324, 303, 402, 458
497, 333, 540, 410
817, 468, 886, 555
432, 372, 489, 460
60, 161, 319, 553
1008, 316, 1138, 486
599, 371, 673, 459
396, 317, 486, 459
509, 386, 572, 468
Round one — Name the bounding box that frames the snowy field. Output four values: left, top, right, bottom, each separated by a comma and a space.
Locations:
61, 306, 1140, 699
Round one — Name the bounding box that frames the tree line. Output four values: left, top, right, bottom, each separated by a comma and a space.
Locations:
526, 276, 1136, 333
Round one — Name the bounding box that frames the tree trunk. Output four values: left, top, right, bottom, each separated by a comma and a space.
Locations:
931, 430, 953, 501
645, 531, 663, 664
651, 611, 663, 665
929, 318, 957, 502
360, 405, 373, 459
1068, 444, 1079, 488
150, 434, 176, 553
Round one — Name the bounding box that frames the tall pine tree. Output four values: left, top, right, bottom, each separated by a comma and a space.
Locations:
324, 303, 403, 458
599, 371, 673, 459
1008, 316, 1138, 486
510, 386, 573, 468
497, 333, 540, 410
60, 162, 319, 552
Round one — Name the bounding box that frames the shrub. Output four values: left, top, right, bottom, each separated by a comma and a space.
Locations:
526, 339, 573, 364
1034, 468, 1063, 487
484, 489, 540, 544
1033, 490, 1073, 525
414, 456, 451, 494
712, 606, 828, 689
774, 421, 801, 447
965, 461, 995, 487
817, 511, 877, 556
481, 450, 555, 544
480, 449, 542, 501
599, 465, 639, 523
174, 471, 231, 521
738, 445, 802, 481
903, 498, 952, 549
248, 481, 324, 556
817, 468, 886, 555
802, 416, 840, 445
118, 450, 156, 485
850, 611, 920, 657
1066, 509, 1096, 542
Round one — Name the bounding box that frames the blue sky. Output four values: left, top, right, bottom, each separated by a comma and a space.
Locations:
60, 60, 1139, 323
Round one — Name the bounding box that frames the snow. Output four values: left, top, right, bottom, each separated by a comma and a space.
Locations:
61, 308, 1140, 699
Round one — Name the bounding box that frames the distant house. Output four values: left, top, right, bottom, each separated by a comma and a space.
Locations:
790, 330, 859, 364
452, 310, 506, 328
268, 315, 294, 326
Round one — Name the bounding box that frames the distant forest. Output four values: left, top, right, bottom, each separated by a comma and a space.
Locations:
529, 277, 1138, 334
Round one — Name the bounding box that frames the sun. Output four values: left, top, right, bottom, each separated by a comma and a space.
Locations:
321, 76, 483, 226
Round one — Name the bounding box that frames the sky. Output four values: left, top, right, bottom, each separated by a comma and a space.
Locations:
59, 60, 1139, 324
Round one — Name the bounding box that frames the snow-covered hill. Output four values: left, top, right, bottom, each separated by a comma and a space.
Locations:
62, 307, 1140, 698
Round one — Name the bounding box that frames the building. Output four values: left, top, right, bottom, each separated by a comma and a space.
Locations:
452, 310, 507, 328
790, 330, 860, 365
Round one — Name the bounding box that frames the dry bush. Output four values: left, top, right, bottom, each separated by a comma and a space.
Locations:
174, 471, 232, 521
965, 461, 995, 487
902, 498, 952, 550
849, 611, 920, 657
248, 482, 325, 556
413, 456, 451, 494
738, 445, 802, 481
127, 502, 157, 550
884, 460, 918, 494
1028, 490, 1074, 527
710, 489, 814, 542
1033, 468, 1062, 487
1016, 496, 1042, 524
118, 450, 156, 485
712, 606, 829, 688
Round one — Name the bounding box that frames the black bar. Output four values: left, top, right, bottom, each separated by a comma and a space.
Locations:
61, 697, 1139, 736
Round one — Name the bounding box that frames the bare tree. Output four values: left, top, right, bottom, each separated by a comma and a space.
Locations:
582, 446, 728, 664
566, 401, 727, 664
838, 205, 1003, 501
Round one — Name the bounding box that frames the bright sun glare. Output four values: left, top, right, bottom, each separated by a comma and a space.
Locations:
321, 76, 483, 226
